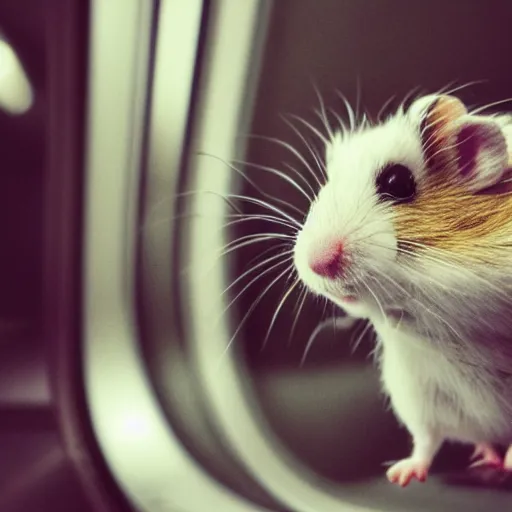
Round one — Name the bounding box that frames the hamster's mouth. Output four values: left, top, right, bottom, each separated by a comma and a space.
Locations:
324, 287, 360, 305
339, 294, 358, 303
320, 281, 361, 304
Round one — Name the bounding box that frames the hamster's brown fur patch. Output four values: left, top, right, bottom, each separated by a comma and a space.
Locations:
393, 174, 512, 265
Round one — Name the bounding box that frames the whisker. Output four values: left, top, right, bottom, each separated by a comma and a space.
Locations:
225, 193, 302, 228
300, 320, 327, 367
243, 134, 324, 190
433, 81, 467, 100
330, 302, 337, 344
410, 293, 466, 342
439, 79, 487, 98
469, 97, 512, 115
231, 158, 313, 204
183, 238, 291, 283
217, 263, 294, 365
176, 215, 294, 276
314, 108, 335, 141
420, 110, 461, 140
422, 130, 474, 164
369, 264, 411, 299
245, 242, 291, 268
313, 84, 335, 140
287, 285, 308, 346
319, 299, 330, 343
221, 250, 293, 298
218, 257, 292, 325
361, 114, 370, 130
289, 113, 329, 146
351, 321, 372, 354
335, 90, 356, 131
335, 203, 394, 246
198, 152, 307, 214
367, 240, 476, 297
377, 94, 397, 121
261, 276, 301, 350
394, 251, 458, 294
328, 108, 348, 136
399, 85, 423, 114
299, 314, 357, 367
223, 214, 298, 232
283, 162, 318, 199
364, 272, 395, 304
362, 279, 388, 325
221, 231, 295, 253
355, 75, 363, 126
281, 115, 327, 181
218, 235, 292, 260
321, 296, 329, 320
370, 264, 461, 337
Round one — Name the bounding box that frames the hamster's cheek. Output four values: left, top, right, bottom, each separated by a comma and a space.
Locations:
354, 218, 397, 268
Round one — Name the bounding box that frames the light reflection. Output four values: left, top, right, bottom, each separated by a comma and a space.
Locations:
120, 412, 152, 439
0, 39, 33, 115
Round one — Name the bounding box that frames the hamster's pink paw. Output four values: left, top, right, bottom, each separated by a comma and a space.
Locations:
386, 458, 430, 487
469, 443, 503, 469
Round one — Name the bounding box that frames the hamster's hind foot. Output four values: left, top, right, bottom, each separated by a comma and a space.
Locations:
469, 443, 502, 469
386, 458, 430, 487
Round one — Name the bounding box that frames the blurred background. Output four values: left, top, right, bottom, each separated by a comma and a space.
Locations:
0, 1, 512, 511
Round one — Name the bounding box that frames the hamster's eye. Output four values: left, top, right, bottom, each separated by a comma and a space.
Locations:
376, 163, 416, 203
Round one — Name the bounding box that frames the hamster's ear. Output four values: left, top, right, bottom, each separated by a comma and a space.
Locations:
451, 116, 510, 192
408, 94, 512, 193
408, 94, 468, 168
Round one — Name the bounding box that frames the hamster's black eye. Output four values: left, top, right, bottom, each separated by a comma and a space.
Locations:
376, 163, 416, 203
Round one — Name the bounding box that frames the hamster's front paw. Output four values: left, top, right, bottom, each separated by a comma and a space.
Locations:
386, 458, 430, 487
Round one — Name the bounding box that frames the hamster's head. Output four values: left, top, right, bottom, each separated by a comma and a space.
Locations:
293, 94, 512, 318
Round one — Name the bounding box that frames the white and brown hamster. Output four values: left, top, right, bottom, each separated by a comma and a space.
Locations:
293, 92, 512, 487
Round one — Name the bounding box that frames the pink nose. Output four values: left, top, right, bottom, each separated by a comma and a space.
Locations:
309, 242, 344, 279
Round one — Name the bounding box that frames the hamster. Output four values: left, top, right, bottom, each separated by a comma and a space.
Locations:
293, 92, 512, 487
